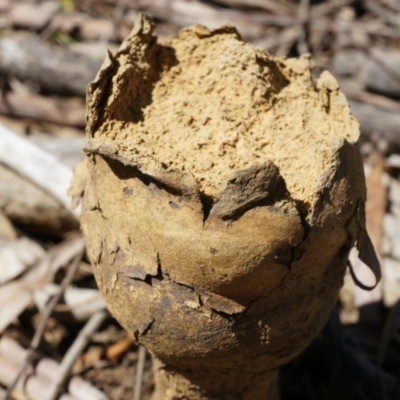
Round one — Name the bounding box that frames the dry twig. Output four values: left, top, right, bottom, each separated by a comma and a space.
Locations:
297, 0, 310, 54
364, 0, 400, 27
0, 35, 99, 96
0, 91, 86, 128
45, 309, 108, 400
5, 248, 84, 400
0, 123, 80, 217
0, 234, 85, 333
0, 337, 108, 400
133, 345, 147, 400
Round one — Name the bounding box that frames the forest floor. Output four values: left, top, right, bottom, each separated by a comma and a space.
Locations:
1, 1, 400, 399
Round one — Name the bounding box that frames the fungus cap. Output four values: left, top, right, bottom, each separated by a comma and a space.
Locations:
81, 14, 371, 369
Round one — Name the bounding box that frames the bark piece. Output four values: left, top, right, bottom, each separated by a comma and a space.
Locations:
212, 162, 287, 219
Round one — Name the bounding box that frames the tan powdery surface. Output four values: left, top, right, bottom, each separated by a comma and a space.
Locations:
91, 17, 359, 204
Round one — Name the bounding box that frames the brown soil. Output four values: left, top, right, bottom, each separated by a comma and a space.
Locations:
82, 352, 154, 400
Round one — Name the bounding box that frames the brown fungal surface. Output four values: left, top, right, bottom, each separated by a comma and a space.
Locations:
81, 13, 372, 400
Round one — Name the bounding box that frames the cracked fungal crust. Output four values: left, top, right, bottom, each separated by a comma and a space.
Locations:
86, 14, 360, 213
82, 14, 367, 371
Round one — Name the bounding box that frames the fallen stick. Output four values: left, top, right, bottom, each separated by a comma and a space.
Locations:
332, 49, 400, 98
0, 358, 48, 400
349, 100, 400, 148
133, 345, 147, 400
34, 285, 106, 322
0, 164, 79, 236
132, 0, 297, 37
4, 247, 84, 399
0, 91, 86, 128
0, 234, 84, 333
0, 35, 100, 97
206, 0, 294, 13
44, 309, 109, 400
0, 337, 108, 400
0, 133, 83, 235
0, 123, 80, 218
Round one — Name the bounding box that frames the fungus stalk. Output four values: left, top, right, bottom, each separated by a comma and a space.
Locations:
79, 14, 379, 400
